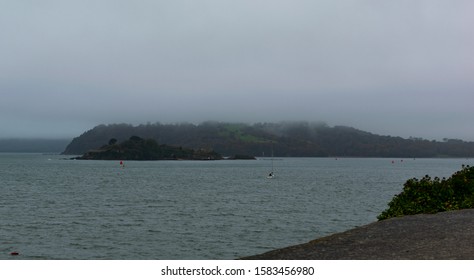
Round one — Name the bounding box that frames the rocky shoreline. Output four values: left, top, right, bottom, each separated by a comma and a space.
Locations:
241, 209, 474, 260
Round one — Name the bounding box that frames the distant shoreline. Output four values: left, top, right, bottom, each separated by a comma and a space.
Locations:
0, 138, 71, 153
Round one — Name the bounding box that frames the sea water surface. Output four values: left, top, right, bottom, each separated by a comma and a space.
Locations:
0, 154, 472, 259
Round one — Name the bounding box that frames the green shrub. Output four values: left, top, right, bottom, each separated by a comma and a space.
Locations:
378, 165, 474, 220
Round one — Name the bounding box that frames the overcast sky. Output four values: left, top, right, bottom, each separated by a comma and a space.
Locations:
1, 0, 473, 140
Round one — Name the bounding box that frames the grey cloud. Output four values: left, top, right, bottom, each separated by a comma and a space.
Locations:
1, 0, 473, 140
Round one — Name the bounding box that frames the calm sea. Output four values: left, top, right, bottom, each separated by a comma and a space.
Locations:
0, 153, 472, 260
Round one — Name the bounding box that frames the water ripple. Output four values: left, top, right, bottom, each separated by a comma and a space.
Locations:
1, 154, 471, 259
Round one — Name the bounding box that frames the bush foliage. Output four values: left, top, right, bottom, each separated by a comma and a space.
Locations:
378, 165, 474, 220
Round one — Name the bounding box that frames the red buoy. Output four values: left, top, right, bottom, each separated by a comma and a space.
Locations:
10, 251, 19, 256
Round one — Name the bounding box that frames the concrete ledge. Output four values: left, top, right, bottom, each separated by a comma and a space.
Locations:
241, 209, 474, 260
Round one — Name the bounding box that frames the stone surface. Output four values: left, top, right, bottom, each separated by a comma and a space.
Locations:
242, 209, 474, 260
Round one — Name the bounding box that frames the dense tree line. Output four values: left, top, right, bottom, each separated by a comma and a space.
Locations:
77, 136, 222, 160
62, 122, 474, 158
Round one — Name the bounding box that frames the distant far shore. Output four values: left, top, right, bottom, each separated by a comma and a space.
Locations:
0, 138, 71, 153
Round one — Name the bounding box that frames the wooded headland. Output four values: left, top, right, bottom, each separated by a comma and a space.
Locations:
62, 122, 474, 158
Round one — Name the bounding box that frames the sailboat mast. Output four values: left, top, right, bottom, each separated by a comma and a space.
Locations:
267, 140, 275, 179
271, 141, 274, 173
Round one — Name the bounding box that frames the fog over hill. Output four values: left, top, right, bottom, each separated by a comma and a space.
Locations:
2, 1, 473, 142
